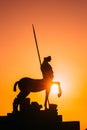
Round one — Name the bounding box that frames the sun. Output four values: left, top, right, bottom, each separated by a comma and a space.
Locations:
50, 84, 58, 95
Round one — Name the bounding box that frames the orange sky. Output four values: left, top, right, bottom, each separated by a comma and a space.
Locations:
0, 0, 87, 129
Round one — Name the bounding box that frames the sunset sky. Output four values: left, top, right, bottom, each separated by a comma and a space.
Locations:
0, 0, 87, 129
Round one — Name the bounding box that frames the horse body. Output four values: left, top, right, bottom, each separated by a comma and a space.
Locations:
14, 77, 51, 92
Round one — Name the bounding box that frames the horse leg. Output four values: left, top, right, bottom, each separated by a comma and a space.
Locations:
13, 98, 19, 113
13, 90, 30, 113
44, 90, 50, 110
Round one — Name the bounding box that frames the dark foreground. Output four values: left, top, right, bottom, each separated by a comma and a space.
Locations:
0, 98, 80, 130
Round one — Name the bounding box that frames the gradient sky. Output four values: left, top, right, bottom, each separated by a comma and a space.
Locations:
0, 0, 87, 129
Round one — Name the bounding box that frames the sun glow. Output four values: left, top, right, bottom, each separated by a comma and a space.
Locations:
50, 84, 58, 95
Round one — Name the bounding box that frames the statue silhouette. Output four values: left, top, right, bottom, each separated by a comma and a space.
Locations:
13, 56, 62, 112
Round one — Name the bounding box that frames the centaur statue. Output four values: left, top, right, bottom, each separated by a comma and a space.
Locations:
13, 77, 61, 112
13, 26, 62, 112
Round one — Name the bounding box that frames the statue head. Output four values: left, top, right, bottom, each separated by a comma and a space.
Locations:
44, 56, 51, 62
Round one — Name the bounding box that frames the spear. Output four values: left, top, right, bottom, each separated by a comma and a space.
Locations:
32, 24, 41, 67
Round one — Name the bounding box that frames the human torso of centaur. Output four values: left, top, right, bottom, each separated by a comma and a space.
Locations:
41, 61, 54, 81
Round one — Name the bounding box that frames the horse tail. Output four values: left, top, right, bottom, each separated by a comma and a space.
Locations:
13, 81, 19, 91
